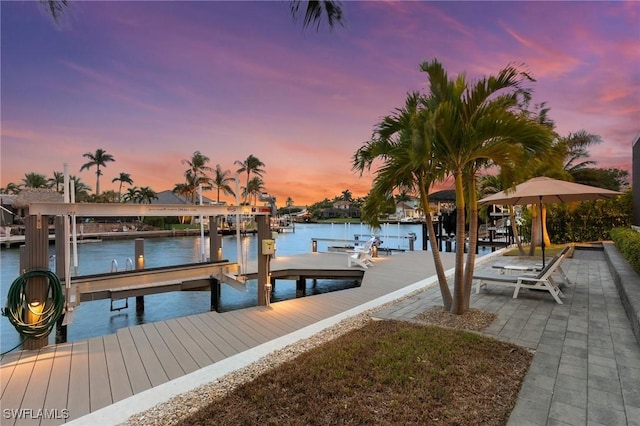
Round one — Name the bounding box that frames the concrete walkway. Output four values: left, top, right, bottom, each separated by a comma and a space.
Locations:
375, 248, 640, 426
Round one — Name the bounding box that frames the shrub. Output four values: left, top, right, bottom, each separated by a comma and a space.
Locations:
610, 227, 640, 275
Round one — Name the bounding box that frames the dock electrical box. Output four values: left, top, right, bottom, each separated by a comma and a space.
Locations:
262, 239, 276, 255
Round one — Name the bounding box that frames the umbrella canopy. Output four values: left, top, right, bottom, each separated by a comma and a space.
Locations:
478, 176, 621, 206
478, 176, 622, 267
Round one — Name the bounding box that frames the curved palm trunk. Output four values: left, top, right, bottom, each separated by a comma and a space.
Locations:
542, 204, 551, 247
451, 171, 466, 315
509, 205, 526, 255
528, 204, 539, 256
462, 178, 479, 312
419, 182, 452, 310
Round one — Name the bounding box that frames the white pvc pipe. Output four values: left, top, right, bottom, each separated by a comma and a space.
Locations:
235, 173, 242, 275
199, 184, 205, 262
71, 179, 78, 276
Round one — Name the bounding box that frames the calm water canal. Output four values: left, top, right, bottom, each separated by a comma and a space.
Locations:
1, 223, 429, 352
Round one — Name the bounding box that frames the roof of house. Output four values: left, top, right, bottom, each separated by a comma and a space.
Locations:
12, 189, 63, 208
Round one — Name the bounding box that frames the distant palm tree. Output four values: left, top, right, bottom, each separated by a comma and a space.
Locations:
181, 151, 213, 203
1, 182, 22, 194
234, 155, 265, 203
242, 177, 265, 205
341, 189, 353, 202
123, 187, 141, 203
49, 171, 64, 192
212, 164, 235, 203
69, 175, 92, 202
112, 172, 134, 202
137, 186, 158, 204
80, 148, 115, 196
22, 172, 50, 188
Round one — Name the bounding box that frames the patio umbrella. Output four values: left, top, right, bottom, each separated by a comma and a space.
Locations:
478, 176, 622, 267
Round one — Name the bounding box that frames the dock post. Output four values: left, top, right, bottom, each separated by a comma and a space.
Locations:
23, 214, 50, 350
135, 238, 145, 315
210, 277, 220, 312
296, 277, 306, 297
209, 215, 223, 261
54, 216, 67, 344
256, 215, 270, 306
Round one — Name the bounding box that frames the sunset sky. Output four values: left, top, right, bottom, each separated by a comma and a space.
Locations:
1, 1, 638, 206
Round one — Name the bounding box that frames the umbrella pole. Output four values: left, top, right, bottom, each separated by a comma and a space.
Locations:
540, 197, 545, 268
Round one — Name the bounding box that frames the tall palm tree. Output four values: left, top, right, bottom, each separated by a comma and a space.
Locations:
341, 189, 353, 202
112, 172, 134, 202
234, 155, 265, 203
418, 59, 552, 314
181, 151, 213, 203
212, 164, 235, 203
22, 172, 50, 188
69, 175, 92, 202
79, 148, 115, 196
353, 91, 453, 310
123, 187, 141, 203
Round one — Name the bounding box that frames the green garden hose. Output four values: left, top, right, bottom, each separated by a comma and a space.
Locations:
2, 269, 65, 341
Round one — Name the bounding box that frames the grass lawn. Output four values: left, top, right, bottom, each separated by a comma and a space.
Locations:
178, 320, 532, 426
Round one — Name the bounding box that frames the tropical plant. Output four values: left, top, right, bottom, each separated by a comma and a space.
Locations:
341, 189, 353, 202
49, 171, 64, 193
212, 164, 235, 203
418, 59, 552, 314
0, 183, 22, 194
235, 155, 265, 203
353, 91, 452, 310
123, 187, 141, 203
112, 172, 134, 202
79, 148, 115, 196
22, 172, 50, 189
137, 186, 158, 204
242, 177, 265, 205
180, 151, 213, 204
69, 175, 92, 202
290, 0, 344, 31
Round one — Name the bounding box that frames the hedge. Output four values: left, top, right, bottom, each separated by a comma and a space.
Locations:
610, 227, 640, 275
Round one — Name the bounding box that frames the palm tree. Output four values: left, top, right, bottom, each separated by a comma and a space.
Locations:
22, 172, 50, 188
418, 59, 552, 314
353, 91, 453, 310
242, 177, 265, 205
1, 183, 22, 194
43, 0, 344, 31
69, 175, 92, 202
234, 155, 265, 203
137, 186, 158, 204
112, 172, 134, 202
290, 0, 344, 31
212, 164, 235, 203
286, 197, 294, 215
79, 148, 115, 196
123, 187, 141, 203
341, 189, 353, 202
181, 151, 213, 204
49, 171, 64, 192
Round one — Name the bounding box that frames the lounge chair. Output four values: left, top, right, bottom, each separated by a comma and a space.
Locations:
347, 237, 376, 269
474, 253, 567, 304
490, 245, 571, 286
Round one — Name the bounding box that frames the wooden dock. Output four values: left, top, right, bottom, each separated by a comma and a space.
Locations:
0, 251, 458, 425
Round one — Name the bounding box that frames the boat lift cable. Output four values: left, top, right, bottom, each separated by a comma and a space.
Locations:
2, 269, 65, 343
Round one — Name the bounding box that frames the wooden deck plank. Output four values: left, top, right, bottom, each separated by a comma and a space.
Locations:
40, 344, 72, 426
195, 312, 253, 353
66, 340, 90, 421
87, 337, 112, 412
115, 328, 152, 395
175, 316, 226, 363
0, 351, 37, 426
185, 315, 241, 358
140, 323, 184, 381
210, 312, 268, 347
152, 321, 200, 374
164, 318, 215, 369
239, 306, 305, 335
14, 346, 56, 426
1, 349, 24, 399
221, 310, 283, 341
126, 326, 168, 388
103, 334, 133, 403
